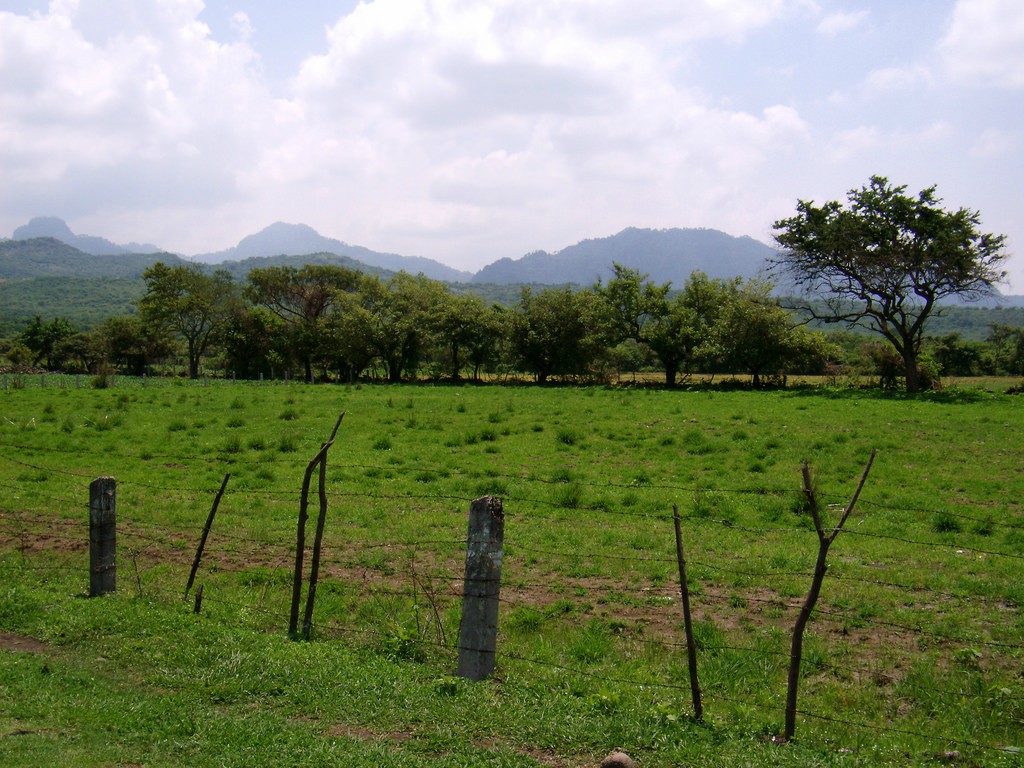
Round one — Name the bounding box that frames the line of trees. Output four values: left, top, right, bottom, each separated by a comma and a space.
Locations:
2, 177, 1017, 389
3, 260, 1023, 386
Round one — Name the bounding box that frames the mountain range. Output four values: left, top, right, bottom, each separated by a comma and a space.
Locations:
5, 217, 777, 287
12, 216, 162, 257
2, 218, 1021, 332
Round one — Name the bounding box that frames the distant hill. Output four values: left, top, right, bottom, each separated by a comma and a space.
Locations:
0, 276, 145, 330
0, 237, 186, 279
193, 222, 473, 283
210, 251, 395, 281
3, 225, 1021, 335
472, 227, 777, 286
13, 216, 161, 255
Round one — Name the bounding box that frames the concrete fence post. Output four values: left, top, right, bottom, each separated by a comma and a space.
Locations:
89, 477, 117, 596
457, 496, 504, 681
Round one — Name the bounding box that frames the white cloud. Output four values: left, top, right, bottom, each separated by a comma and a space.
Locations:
969, 128, 1015, 157
827, 125, 883, 163
816, 9, 869, 37
254, 0, 814, 262
0, 0, 276, 241
864, 64, 934, 92
939, 0, 1024, 87
2, 0, 1020, 285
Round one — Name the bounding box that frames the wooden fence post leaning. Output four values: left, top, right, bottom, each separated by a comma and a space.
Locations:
89, 477, 117, 596
457, 496, 504, 681
185, 473, 230, 599
673, 504, 703, 721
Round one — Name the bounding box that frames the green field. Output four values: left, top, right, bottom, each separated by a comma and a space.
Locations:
1, 379, 1022, 767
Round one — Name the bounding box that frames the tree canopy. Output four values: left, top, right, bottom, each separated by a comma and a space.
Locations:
138, 263, 238, 379
772, 176, 1007, 392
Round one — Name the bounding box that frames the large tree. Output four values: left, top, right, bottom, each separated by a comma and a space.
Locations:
709, 279, 833, 386
510, 287, 604, 384
245, 265, 361, 381
340, 272, 447, 383
594, 263, 670, 346
646, 272, 735, 386
17, 316, 77, 370
94, 315, 175, 376
435, 292, 505, 381
772, 176, 1007, 392
139, 263, 237, 379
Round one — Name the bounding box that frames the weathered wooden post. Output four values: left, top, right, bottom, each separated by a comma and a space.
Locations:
457, 496, 504, 681
89, 477, 117, 596
673, 504, 703, 721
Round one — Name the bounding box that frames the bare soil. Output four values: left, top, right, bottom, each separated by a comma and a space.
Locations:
0, 631, 49, 653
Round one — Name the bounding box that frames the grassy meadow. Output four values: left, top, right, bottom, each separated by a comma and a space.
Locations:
1, 377, 1022, 767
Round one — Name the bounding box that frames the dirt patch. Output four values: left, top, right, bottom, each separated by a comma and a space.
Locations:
0, 631, 49, 653
327, 725, 585, 768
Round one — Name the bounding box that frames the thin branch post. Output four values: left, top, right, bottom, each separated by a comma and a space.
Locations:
185, 473, 230, 598
288, 413, 344, 637
301, 444, 331, 638
673, 504, 703, 721
193, 583, 204, 614
783, 450, 876, 742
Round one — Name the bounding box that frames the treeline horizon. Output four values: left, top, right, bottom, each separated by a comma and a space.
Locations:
3, 262, 1023, 387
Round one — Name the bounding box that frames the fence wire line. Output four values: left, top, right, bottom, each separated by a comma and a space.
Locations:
8, 519, 1022, 656
3, 453, 1022, 759
7, 506, 1018, 615
7, 541, 1024, 757
2, 443, 1022, 529
5, 476, 1023, 566
5, 507, 1020, 613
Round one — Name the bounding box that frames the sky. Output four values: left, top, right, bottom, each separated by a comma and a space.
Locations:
1, 0, 1022, 288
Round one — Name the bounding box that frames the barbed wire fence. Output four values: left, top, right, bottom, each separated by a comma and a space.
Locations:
0, 439, 1022, 761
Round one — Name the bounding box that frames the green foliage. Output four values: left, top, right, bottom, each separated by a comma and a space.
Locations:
139, 263, 239, 379
773, 176, 1008, 392
0, 276, 145, 331
4, 241, 1021, 394
509, 286, 606, 383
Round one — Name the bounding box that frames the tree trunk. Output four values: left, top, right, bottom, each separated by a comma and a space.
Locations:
386, 358, 402, 383
187, 338, 201, 379
664, 363, 678, 387
903, 350, 921, 393
451, 342, 461, 381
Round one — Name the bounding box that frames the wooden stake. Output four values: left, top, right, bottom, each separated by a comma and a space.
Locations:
301, 445, 331, 638
289, 413, 344, 637
783, 450, 876, 742
674, 504, 703, 721
185, 473, 230, 598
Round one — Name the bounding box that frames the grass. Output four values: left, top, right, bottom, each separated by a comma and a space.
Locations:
1, 377, 1022, 766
